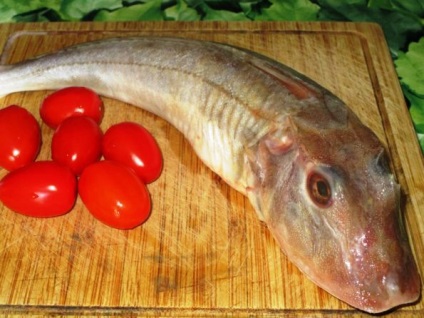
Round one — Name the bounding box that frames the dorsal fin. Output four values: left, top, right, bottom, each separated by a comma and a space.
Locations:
248, 59, 321, 100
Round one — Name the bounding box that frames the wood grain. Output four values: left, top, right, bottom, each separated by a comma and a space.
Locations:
0, 21, 422, 316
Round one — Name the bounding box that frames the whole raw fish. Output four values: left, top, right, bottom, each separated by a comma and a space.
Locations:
0, 37, 420, 313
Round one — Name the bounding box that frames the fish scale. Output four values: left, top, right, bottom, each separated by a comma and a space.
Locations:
0, 36, 420, 313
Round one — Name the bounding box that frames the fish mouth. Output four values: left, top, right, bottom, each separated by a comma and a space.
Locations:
336, 219, 422, 312
283, 242, 421, 313
268, 222, 421, 313
322, 261, 421, 313
314, 230, 422, 313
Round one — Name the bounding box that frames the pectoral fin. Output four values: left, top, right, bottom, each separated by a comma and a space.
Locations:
245, 119, 297, 222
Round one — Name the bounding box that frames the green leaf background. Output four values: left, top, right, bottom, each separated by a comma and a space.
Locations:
256, 0, 319, 21
1, 0, 424, 151
60, 0, 123, 20
94, 0, 164, 21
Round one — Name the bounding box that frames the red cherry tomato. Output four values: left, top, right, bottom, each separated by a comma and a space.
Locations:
102, 122, 163, 183
51, 116, 103, 175
0, 105, 41, 171
40, 87, 103, 128
0, 161, 77, 217
79, 161, 151, 229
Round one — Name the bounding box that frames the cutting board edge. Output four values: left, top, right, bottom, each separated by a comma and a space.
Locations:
0, 21, 422, 314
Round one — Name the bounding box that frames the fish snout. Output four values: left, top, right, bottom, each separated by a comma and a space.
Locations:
349, 259, 420, 313
343, 227, 421, 313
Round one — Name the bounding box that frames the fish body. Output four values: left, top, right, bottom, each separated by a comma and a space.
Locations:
0, 37, 420, 313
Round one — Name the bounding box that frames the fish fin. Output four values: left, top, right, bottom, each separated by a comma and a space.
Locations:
243, 147, 266, 221
263, 119, 295, 155
265, 131, 294, 155
248, 59, 321, 100
246, 53, 350, 126
245, 119, 296, 222
247, 187, 267, 222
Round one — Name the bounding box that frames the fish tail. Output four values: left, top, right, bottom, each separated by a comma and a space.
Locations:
0, 63, 47, 98
0, 65, 18, 98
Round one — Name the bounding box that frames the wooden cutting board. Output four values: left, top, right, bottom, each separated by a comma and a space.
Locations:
0, 21, 422, 317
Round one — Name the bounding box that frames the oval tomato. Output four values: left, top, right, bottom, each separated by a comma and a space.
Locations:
79, 161, 151, 229
40, 87, 103, 128
0, 105, 41, 171
102, 122, 163, 184
0, 161, 77, 217
51, 116, 103, 175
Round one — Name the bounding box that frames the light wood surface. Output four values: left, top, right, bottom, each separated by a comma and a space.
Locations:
0, 21, 422, 316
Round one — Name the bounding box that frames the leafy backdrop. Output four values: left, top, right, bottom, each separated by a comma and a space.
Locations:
1, 0, 424, 150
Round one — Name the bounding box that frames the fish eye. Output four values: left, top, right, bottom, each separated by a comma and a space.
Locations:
307, 172, 332, 207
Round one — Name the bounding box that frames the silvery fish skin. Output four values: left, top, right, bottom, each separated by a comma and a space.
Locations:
0, 37, 420, 313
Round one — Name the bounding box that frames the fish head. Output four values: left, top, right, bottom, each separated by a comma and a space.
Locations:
247, 101, 421, 313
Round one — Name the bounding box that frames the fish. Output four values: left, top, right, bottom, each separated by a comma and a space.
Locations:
0, 37, 420, 313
